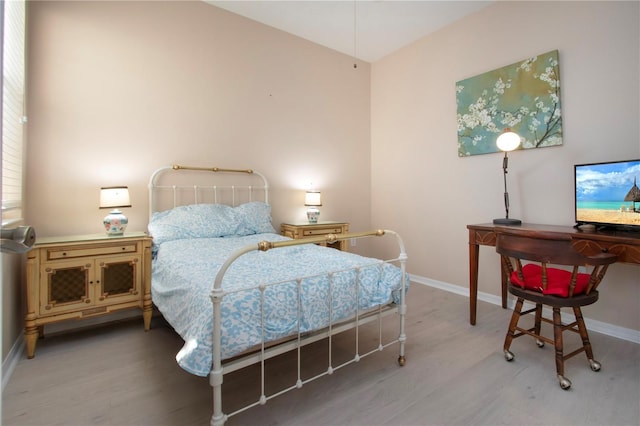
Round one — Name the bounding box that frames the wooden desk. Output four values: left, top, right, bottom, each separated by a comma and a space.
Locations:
467, 223, 640, 325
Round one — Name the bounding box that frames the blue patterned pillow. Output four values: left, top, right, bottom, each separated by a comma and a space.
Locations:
148, 204, 242, 244
235, 202, 276, 235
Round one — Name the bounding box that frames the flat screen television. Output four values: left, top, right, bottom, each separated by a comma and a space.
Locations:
574, 159, 640, 231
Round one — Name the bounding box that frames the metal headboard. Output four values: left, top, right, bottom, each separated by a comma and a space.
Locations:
148, 164, 269, 219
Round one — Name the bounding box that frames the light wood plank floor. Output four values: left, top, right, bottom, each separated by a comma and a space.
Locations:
3, 284, 639, 426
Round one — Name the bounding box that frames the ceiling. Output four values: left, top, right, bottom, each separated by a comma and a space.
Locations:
207, 1, 493, 63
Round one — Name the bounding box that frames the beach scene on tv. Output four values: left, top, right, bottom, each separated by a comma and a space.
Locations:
575, 160, 640, 227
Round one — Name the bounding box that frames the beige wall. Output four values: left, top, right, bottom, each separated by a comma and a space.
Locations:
1, 255, 24, 361
25, 0, 372, 238
371, 1, 640, 331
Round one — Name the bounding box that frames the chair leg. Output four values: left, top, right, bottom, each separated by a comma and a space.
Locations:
573, 307, 601, 372
553, 307, 571, 390
503, 297, 523, 361
534, 303, 544, 348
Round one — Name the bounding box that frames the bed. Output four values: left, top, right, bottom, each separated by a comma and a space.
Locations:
148, 165, 409, 425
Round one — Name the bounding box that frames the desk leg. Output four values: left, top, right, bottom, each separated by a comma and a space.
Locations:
469, 240, 479, 326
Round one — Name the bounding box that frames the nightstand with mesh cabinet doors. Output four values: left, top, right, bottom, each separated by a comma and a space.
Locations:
281, 221, 350, 251
24, 232, 152, 358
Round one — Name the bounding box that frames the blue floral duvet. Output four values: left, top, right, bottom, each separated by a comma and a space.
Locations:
152, 233, 406, 376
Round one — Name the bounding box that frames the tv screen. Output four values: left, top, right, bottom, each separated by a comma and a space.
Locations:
574, 159, 640, 230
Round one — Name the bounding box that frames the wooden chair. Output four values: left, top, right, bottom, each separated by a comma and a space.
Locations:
494, 227, 618, 389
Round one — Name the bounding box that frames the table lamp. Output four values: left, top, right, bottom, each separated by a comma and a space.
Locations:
305, 191, 322, 224
100, 186, 131, 235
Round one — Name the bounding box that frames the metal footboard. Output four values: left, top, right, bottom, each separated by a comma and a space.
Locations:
208, 230, 408, 426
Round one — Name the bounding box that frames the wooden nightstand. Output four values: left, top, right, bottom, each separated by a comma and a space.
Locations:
24, 232, 152, 358
281, 221, 350, 251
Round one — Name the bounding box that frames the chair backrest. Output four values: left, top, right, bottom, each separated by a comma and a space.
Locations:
495, 227, 618, 296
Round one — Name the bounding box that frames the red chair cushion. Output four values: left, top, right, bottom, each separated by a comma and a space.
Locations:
510, 263, 590, 297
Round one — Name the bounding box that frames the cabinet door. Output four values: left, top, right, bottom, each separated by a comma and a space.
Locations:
40, 259, 93, 315
95, 254, 141, 305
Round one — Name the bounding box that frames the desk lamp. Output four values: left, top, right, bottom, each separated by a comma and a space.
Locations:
493, 129, 522, 225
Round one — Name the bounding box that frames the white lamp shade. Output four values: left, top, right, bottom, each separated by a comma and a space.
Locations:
496, 129, 521, 152
100, 187, 131, 209
304, 191, 322, 206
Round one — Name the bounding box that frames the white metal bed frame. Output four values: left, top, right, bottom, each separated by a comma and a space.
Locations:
148, 165, 408, 426
148, 164, 269, 219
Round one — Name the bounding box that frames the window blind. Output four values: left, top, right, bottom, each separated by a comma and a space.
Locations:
2, 0, 26, 226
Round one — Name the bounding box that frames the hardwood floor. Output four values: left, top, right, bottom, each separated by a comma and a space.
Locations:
3, 284, 639, 426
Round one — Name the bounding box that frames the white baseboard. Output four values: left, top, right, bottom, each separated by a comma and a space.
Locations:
410, 274, 640, 345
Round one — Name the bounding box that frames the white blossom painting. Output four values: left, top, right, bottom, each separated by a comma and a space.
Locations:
456, 49, 562, 157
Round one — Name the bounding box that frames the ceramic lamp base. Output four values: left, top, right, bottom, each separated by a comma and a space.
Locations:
103, 209, 128, 235
306, 207, 320, 224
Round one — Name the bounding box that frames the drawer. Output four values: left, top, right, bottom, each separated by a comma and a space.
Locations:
303, 227, 344, 236
46, 243, 138, 260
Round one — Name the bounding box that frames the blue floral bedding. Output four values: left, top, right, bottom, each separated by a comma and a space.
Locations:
151, 233, 407, 376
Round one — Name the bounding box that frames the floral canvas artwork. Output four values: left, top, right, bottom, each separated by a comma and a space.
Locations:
456, 49, 562, 157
